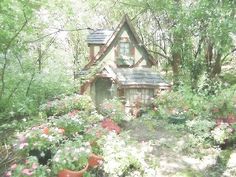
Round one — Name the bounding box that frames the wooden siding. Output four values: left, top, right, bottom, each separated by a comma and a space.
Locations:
124, 88, 154, 107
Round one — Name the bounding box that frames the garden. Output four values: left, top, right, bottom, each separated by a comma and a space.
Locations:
1, 1, 236, 176
1, 84, 236, 177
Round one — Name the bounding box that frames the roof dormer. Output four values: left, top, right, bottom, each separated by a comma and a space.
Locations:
87, 29, 114, 61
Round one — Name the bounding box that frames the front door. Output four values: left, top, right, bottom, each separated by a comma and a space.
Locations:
95, 78, 112, 108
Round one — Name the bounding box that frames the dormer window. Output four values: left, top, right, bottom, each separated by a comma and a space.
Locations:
120, 42, 130, 57
116, 38, 134, 67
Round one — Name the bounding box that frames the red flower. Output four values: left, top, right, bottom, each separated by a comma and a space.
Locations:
101, 118, 121, 134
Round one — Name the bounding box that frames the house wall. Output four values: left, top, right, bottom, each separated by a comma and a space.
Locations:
94, 46, 100, 56
100, 25, 150, 69
88, 45, 104, 61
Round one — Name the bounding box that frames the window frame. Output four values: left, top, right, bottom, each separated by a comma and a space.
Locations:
116, 37, 135, 67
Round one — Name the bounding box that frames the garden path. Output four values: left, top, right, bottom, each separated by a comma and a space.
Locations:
122, 118, 220, 177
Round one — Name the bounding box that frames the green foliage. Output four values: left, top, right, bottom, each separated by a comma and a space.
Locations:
186, 119, 215, 139
196, 74, 223, 96
209, 85, 236, 118
211, 123, 234, 145
49, 112, 86, 138
100, 97, 126, 124
174, 168, 204, 177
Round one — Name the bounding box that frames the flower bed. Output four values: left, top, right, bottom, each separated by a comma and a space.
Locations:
40, 94, 95, 116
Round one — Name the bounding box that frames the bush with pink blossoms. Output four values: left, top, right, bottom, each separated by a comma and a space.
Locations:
5, 156, 48, 177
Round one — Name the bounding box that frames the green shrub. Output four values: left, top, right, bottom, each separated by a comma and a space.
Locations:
186, 118, 215, 143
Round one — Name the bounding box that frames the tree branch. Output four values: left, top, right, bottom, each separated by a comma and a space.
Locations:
148, 49, 170, 60
221, 48, 236, 63
0, 15, 28, 99
26, 27, 93, 43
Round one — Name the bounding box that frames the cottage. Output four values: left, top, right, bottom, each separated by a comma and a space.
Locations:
79, 15, 170, 112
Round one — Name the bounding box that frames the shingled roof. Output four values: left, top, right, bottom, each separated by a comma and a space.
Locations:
87, 29, 114, 45
114, 68, 169, 87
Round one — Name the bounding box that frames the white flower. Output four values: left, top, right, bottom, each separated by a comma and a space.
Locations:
40, 152, 45, 157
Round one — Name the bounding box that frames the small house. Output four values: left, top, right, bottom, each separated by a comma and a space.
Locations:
79, 15, 170, 112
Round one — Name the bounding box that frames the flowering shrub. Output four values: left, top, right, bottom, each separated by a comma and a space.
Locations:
100, 98, 125, 124
14, 124, 65, 153
186, 119, 215, 141
211, 123, 234, 144
40, 94, 95, 116
5, 156, 48, 177
68, 109, 103, 125
100, 132, 158, 177
50, 113, 86, 137
52, 140, 91, 174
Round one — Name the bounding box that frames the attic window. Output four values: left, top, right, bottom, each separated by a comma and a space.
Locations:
120, 42, 130, 57
116, 40, 134, 67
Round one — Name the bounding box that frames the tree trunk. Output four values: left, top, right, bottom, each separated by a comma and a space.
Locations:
211, 51, 222, 78
205, 41, 213, 74
171, 52, 181, 87
37, 45, 42, 73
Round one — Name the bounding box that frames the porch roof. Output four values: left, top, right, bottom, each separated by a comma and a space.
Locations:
114, 68, 170, 87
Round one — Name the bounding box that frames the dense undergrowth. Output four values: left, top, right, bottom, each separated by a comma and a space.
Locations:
0, 83, 236, 177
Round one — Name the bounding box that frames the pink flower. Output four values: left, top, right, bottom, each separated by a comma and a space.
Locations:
22, 168, 33, 176
10, 164, 17, 170
19, 143, 28, 149
5, 171, 11, 177
18, 135, 27, 144
31, 163, 38, 170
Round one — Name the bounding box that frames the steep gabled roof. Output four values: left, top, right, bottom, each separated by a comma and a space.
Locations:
84, 15, 156, 69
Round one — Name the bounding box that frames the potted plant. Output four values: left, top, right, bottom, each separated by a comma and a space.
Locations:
52, 140, 91, 177
88, 141, 103, 168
